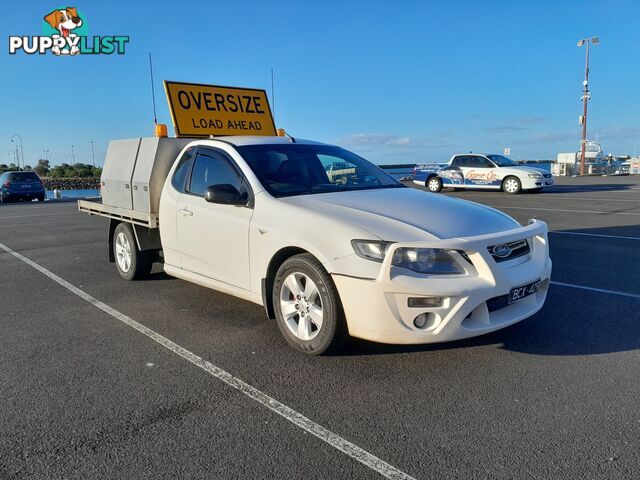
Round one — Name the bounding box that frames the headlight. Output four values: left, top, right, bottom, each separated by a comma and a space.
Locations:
351, 240, 393, 262
391, 248, 464, 274
528, 173, 543, 179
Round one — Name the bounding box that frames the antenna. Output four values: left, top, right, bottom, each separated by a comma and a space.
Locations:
271, 67, 275, 119
149, 52, 158, 125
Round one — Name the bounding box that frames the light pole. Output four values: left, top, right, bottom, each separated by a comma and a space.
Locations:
90, 141, 95, 167
11, 135, 24, 171
577, 36, 599, 175
71, 144, 76, 165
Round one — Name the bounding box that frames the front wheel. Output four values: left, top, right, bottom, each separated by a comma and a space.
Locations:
502, 176, 522, 194
113, 223, 153, 280
426, 176, 443, 193
273, 253, 347, 355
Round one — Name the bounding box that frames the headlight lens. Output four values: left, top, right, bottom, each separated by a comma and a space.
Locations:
392, 248, 464, 274
351, 240, 393, 262
528, 173, 543, 179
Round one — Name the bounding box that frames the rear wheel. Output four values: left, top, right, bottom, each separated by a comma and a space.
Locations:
426, 176, 443, 193
113, 223, 153, 280
502, 176, 522, 194
38, 194, 45, 202
273, 253, 347, 355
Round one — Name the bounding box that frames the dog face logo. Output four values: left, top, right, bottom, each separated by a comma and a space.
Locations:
43, 7, 84, 55
44, 7, 83, 37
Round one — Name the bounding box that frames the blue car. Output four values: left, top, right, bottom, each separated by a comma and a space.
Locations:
0, 171, 46, 203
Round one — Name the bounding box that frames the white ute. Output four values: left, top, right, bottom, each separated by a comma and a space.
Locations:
79, 136, 552, 355
414, 153, 555, 193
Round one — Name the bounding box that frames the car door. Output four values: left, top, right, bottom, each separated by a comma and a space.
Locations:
177, 148, 253, 290
463, 155, 499, 188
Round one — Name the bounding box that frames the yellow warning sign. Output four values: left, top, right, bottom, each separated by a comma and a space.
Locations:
164, 81, 276, 137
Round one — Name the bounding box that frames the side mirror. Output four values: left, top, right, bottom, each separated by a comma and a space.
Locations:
204, 184, 246, 206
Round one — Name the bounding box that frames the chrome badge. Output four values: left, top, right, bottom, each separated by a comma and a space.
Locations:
491, 244, 512, 258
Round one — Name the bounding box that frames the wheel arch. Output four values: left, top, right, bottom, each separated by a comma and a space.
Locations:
262, 246, 312, 319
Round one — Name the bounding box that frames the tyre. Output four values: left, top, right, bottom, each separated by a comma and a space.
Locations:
113, 223, 153, 280
502, 176, 522, 194
38, 194, 45, 202
273, 253, 347, 355
426, 176, 443, 193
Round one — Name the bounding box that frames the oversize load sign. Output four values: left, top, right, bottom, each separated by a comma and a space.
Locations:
164, 81, 276, 137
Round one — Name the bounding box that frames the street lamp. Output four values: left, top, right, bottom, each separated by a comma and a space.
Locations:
577, 36, 599, 175
43, 149, 50, 162
90, 141, 95, 167
10, 135, 24, 171
71, 144, 76, 165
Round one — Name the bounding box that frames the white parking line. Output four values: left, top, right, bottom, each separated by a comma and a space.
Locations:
489, 205, 640, 216
551, 281, 640, 300
550, 231, 640, 241
0, 241, 415, 480
0, 212, 76, 220
451, 193, 640, 203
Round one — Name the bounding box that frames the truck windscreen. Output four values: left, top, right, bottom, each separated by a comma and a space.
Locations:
236, 144, 403, 197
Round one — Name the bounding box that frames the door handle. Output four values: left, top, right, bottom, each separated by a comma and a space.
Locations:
178, 207, 193, 217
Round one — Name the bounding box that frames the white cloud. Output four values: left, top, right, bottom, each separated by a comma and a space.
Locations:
340, 133, 417, 148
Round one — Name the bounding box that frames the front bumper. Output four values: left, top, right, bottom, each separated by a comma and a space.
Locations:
522, 176, 554, 189
332, 220, 552, 345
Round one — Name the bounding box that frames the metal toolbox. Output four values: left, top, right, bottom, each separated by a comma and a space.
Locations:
101, 137, 191, 214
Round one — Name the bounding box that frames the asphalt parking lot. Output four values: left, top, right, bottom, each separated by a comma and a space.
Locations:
2, 175, 640, 479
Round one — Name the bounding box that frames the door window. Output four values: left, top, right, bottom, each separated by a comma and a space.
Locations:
468, 156, 493, 168
171, 148, 194, 192
188, 152, 243, 197
451, 156, 469, 168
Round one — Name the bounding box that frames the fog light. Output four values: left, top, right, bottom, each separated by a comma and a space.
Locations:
408, 297, 443, 308
413, 312, 436, 329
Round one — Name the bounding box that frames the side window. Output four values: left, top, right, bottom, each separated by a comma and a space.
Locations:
469, 156, 492, 168
171, 148, 194, 192
188, 152, 243, 197
451, 156, 464, 167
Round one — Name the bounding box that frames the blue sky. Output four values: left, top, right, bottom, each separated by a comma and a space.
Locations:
1, 0, 639, 166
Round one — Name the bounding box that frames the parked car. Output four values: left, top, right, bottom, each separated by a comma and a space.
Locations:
0, 171, 46, 203
414, 154, 554, 193
79, 136, 552, 355
325, 161, 357, 185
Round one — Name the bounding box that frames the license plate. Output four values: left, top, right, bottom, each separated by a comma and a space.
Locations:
508, 279, 541, 304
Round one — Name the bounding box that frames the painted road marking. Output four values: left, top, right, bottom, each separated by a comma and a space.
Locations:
450, 193, 640, 203
551, 281, 640, 300
0, 212, 76, 220
489, 205, 640, 216
550, 231, 640, 241
0, 241, 415, 480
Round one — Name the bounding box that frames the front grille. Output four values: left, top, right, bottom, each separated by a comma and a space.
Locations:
487, 239, 530, 263
543, 173, 552, 178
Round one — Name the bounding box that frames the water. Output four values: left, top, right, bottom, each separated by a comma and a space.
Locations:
46, 189, 100, 199
380, 167, 414, 180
